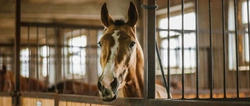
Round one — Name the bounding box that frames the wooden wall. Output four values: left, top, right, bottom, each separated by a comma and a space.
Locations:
21, 97, 54, 106
0, 96, 12, 106
59, 101, 110, 106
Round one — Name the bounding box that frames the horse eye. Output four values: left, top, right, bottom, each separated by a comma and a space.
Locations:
129, 41, 136, 48
98, 42, 102, 47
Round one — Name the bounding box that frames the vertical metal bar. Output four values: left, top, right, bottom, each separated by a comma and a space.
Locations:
195, 0, 199, 99
71, 29, 74, 81
87, 30, 90, 83
167, 0, 171, 99
80, 29, 83, 91
54, 28, 58, 91
189, 48, 193, 89
145, 0, 156, 99
181, 0, 185, 99
14, 0, 21, 105
28, 25, 31, 91
222, 0, 227, 98
45, 27, 49, 92
36, 27, 40, 91
67, 29, 74, 94
208, 0, 213, 99
247, 0, 250, 93
62, 28, 66, 93
233, 0, 239, 98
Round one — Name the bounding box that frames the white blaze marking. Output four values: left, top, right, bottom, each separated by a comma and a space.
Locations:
102, 30, 120, 88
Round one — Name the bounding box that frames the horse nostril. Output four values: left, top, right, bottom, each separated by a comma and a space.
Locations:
111, 77, 118, 91
97, 80, 103, 91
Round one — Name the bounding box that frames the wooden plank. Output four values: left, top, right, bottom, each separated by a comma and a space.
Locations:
0, 96, 12, 106
59, 101, 67, 106
75, 102, 83, 106
38, 98, 54, 106
85, 103, 91, 106
21, 97, 54, 106
66, 101, 72, 106
21, 97, 28, 106
59, 101, 90, 106
71, 102, 75, 106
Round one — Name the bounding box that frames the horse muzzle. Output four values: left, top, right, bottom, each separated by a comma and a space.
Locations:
98, 85, 118, 102
97, 77, 119, 102
101, 90, 117, 102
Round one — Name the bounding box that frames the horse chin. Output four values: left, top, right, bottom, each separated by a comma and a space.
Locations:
102, 95, 117, 102
99, 89, 118, 102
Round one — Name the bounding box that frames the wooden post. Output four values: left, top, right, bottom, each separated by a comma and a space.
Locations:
142, 0, 157, 100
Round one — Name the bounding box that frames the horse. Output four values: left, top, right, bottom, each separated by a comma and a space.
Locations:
97, 2, 170, 101
0, 65, 47, 92
47, 80, 99, 96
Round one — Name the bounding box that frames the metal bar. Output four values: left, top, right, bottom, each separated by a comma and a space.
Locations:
71, 29, 74, 82
21, 22, 103, 29
167, 0, 171, 99
80, 29, 83, 91
54, 28, 58, 91
21, 92, 57, 99
0, 43, 98, 48
28, 25, 31, 91
233, 0, 239, 98
195, 0, 199, 99
14, 0, 21, 105
36, 26, 39, 91
157, 28, 246, 34
247, 0, 250, 93
62, 28, 66, 93
181, 0, 185, 99
45, 27, 49, 92
208, 0, 213, 99
58, 94, 144, 105
222, 0, 227, 98
155, 41, 169, 96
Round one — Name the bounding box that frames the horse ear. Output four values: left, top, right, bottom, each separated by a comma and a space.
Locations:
1, 64, 6, 74
101, 3, 114, 27
127, 2, 138, 27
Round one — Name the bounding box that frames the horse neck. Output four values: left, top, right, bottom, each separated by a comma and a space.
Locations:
123, 44, 144, 97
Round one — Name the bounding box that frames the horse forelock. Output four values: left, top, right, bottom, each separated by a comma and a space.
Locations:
103, 19, 136, 38
114, 19, 126, 26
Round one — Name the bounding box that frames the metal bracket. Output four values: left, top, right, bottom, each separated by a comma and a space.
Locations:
141, 5, 158, 9
11, 91, 21, 105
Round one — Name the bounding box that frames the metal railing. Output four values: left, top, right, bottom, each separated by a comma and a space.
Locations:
1, 0, 250, 106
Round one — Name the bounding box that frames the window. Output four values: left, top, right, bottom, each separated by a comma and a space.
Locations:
242, 1, 250, 63
20, 48, 29, 77
68, 36, 87, 76
228, 1, 250, 71
158, 12, 196, 74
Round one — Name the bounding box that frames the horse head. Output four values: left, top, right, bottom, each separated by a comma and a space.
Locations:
0, 65, 13, 92
97, 2, 141, 101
